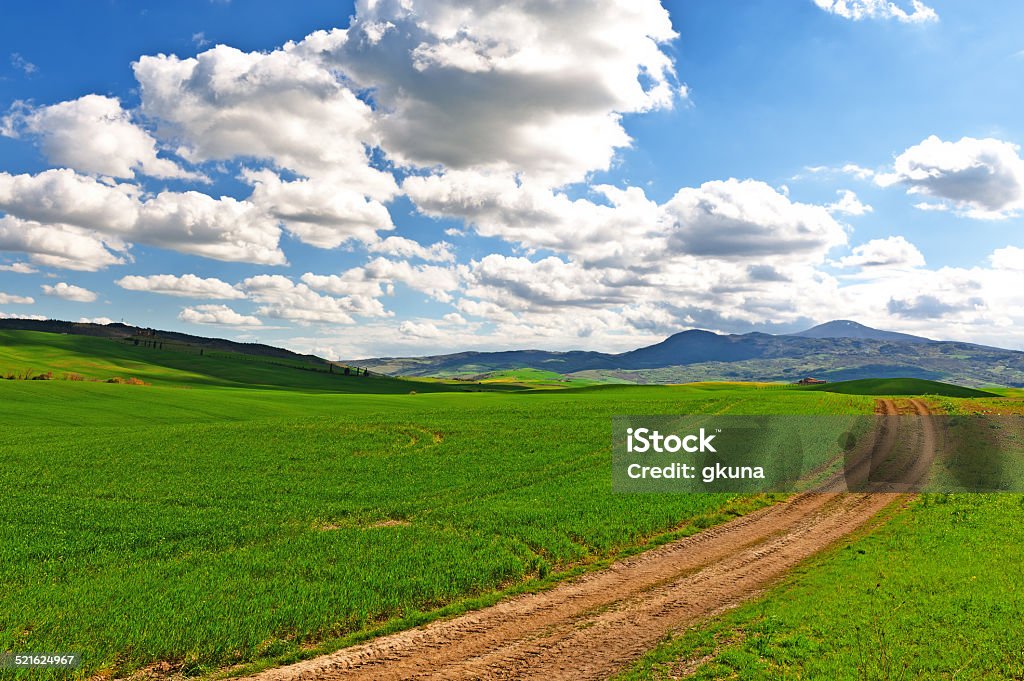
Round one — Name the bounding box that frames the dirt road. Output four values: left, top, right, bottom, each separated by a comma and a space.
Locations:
242, 399, 933, 681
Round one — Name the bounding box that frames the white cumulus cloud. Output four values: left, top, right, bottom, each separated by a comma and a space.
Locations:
989, 246, 1024, 270
876, 135, 1024, 218
813, 0, 938, 23
663, 179, 847, 259
0, 312, 46, 321
243, 169, 395, 249
367, 236, 454, 263
0, 262, 37, 274
134, 191, 285, 265
834, 236, 926, 269
0, 215, 126, 271
178, 304, 262, 326
42, 282, 98, 302
322, 0, 682, 185
827, 189, 873, 216
0, 169, 140, 233
1, 95, 201, 180
0, 169, 285, 266
0, 292, 33, 304
241, 274, 390, 324
133, 43, 395, 199
116, 274, 244, 299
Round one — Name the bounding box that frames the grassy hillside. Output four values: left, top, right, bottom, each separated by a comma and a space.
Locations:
0, 370, 875, 678
0, 330, 497, 393
798, 377, 997, 398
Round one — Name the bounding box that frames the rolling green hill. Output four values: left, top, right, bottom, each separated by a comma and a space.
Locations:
798, 377, 998, 398
0, 330, 504, 394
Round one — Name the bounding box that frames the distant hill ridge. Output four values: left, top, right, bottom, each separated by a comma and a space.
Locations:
791, 320, 931, 343
0, 318, 325, 364
352, 320, 1024, 388
2, 316, 1022, 387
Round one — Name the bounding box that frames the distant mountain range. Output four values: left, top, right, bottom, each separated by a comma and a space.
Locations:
3, 317, 1022, 387
357, 320, 1024, 387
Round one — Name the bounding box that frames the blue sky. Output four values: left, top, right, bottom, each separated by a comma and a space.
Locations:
2, 0, 1024, 357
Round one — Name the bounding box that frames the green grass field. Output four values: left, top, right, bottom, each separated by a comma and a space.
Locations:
2, 331, 1019, 679
471, 367, 617, 388
613, 389, 1024, 680
614, 493, 1024, 680
0, 334, 880, 679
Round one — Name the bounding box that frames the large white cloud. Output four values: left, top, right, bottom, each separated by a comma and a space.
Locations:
133, 43, 396, 200
876, 135, 1024, 218
0, 215, 126, 271
663, 179, 847, 259
0, 168, 395, 266
301, 257, 464, 307
398, 320, 444, 340
116, 274, 245, 299
444, 247, 845, 339
402, 173, 851, 338
362, 258, 463, 303
299, 270, 389, 300
1, 95, 200, 180
407, 174, 846, 271
0, 169, 140, 233
321, 0, 682, 185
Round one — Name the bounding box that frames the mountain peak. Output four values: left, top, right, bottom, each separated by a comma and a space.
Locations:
792, 320, 931, 343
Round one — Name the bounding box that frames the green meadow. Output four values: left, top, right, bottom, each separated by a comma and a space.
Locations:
615, 390, 1024, 680
2, 331, 1019, 679
615, 492, 1024, 680
0, 332, 876, 678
